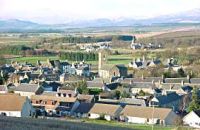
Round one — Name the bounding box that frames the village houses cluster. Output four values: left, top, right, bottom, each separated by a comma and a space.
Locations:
0, 50, 200, 128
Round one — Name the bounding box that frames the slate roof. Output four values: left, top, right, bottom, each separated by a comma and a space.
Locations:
14, 83, 42, 93
120, 98, 146, 107
121, 77, 162, 84
181, 86, 193, 93
164, 78, 189, 84
194, 110, 200, 117
106, 82, 119, 90
160, 84, 181, 90
130, 82, 155, 89
154, 92, 182, 105
74, 102, 94, 113
86, 80, 105, 89
190, 78, 200, 84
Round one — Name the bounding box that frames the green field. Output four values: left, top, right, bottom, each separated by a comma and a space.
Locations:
9, 56, 59, 64
9, 54, 133, 66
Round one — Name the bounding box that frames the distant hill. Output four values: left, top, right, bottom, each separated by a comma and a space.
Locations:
0, 9, 200, 32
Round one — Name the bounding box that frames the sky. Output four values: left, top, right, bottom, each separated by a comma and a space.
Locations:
1, 0, 200, 24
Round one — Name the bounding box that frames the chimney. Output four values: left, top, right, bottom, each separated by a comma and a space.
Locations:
181, 80, 184, 86
142, 74, 144, 80
187, 75, 190, 80
158, 80, 161, 85
170, 84, 173, 90
142, 55, 145, 62
162, 74, 165, 82
129, 80, 133, 85
152, 80, 155, 85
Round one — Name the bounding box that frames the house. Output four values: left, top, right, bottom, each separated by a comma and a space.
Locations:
120, 105, 177, 125
14, 83, 44, 98
128, 57, 161, 69
89, 103, 122, 121
76, 66, 90, 77
183, 110, 200, 128
149, 92, 182, 111
74, 102, 94, 118
130, 39, 142, 50
31, 95, 79, 116
0, 94, 35, 117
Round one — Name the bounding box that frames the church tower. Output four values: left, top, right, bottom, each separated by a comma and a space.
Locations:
98, 50, 108, 71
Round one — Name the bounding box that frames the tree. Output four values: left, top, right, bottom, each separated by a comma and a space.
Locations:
138, 90, 145, 96
115, 90, 121, 100
177, 68, 186, 77
188, 87, 200, 112
76, 81, 89, 94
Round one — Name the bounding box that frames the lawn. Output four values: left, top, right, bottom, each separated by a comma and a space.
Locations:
82, 119, 175, 130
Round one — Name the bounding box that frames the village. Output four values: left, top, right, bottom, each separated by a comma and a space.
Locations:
0, 46, 200, 129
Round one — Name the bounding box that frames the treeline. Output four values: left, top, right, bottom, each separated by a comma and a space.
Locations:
59, 52, 98, 61
0, 45, 55, 56
45, 35, 133, 44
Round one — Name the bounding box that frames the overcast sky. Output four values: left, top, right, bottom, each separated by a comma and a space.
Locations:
1, 0, 200, 24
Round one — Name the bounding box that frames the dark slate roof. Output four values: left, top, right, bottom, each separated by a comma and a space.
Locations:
155, 92, 182, 105
154, 88, 162, 93
50, 60, 60, 68
28, 73, 40, 80
190, 78, 200, 84
194, 110, 200, 117
106, 82, 119, 90
164, 78, 189, 83
181, 86, 193, 92
60, 61, 70, 66
74, 103, 94, 113
42, 82, 61, 91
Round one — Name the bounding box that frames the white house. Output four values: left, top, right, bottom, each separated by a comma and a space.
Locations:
120, 105, 177, 125
89, 103, 122, 121
0, 94, 35, 117
183, 110, 200, 128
